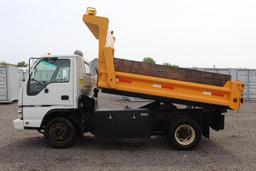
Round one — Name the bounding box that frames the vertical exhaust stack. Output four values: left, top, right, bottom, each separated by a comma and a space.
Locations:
74, 50, 84, 57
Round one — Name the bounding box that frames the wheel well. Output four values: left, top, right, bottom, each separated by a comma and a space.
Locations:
169, 112, 211, 138
40, 109, 80, 130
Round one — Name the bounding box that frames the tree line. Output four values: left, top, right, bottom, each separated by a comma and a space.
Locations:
142, 57, 179, 68
0, 61, 27, 67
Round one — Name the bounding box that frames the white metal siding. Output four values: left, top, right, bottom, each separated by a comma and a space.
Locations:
0, 66, 20, 103
249, 70, 256, 99
236, 70, 249, 99
0, 68, 7, 101
18, 70, 24, 89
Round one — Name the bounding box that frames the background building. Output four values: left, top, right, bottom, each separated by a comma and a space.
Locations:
198, 68, 256, 100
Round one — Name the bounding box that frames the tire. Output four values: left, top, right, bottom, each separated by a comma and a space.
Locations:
168, 118, 201, 150
44, 117, 77, 148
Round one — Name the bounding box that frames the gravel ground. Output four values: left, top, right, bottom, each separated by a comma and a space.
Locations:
0, 93, 256, 171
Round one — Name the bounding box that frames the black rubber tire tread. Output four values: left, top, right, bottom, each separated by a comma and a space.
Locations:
168, 118, 201, 150
44, 117, 77, 149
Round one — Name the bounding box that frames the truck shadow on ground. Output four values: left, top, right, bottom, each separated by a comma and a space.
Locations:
0, 134, 241, 169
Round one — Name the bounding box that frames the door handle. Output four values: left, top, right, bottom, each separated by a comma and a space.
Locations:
61, 95, 69, 100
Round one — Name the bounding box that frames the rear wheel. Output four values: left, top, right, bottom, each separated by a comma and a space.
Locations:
44, 117, 77, 148
168, 118, 201, 150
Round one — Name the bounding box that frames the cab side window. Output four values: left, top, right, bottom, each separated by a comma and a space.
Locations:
54, 66, 70, 82
84, 63, 91, 76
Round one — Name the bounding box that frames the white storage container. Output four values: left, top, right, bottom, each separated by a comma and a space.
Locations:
0, 66, 20, 103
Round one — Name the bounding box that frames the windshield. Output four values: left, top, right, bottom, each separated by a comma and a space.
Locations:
27, 59, 70, 95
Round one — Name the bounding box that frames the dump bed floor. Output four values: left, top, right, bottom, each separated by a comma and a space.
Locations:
114, 58, 231, 87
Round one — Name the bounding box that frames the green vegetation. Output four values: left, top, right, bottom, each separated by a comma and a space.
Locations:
17, 61, 28, 67
0, 61, 16, 67
163, 62, 179, 68
0, 60, 28, 67
142, 58, 179, 68
142, 57, 156, 65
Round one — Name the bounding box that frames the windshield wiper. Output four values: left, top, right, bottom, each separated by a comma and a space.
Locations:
31, 78, 46, 88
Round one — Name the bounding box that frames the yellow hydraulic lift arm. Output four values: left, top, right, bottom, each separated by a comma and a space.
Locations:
83, 8, 117, 89
83, 8, 244, 110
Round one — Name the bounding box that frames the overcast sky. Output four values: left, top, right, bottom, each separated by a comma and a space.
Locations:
0, 0, 256, 68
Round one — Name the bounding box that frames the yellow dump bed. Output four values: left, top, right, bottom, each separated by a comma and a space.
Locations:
83, 9, 244, 110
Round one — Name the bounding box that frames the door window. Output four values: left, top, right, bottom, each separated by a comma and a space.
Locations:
27, 59, 70, 95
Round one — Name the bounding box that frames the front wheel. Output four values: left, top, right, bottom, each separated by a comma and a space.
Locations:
44, 117, 77, 148
168, 118, 201, 150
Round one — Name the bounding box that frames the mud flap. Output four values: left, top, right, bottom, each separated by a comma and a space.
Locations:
210, 114, 225, 131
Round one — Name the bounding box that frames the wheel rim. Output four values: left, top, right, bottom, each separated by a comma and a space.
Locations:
174, 124, 196, 146
49, 123, 70, 144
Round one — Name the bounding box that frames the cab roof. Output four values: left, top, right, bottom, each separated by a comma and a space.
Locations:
39, 55, 90, 63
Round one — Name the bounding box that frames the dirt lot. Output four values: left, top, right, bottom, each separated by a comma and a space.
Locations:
0, 93, 256, 171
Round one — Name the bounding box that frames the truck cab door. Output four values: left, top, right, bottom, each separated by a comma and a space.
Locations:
22, 58, 74, 128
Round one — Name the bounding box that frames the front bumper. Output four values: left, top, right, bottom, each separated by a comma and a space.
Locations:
13, 119, 24, 130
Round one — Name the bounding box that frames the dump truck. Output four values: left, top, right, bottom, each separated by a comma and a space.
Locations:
13, 8, 244, 150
